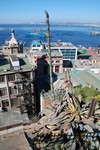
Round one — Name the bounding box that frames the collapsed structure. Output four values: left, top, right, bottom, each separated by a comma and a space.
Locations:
25, 93, 100, 150
24, 70, 100, 150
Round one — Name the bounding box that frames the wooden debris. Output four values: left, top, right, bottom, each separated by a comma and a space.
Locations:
26, 93, 100, 150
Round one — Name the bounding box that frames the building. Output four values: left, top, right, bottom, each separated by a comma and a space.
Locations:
30, 49, 63, 76
90, 56, 100, 65
1, 30, 23, 55
30, 40, 45, 52
0, 129, 32, 150
0, 108, 30, 131
70, 69, 100, 91
29, 40, 78, 74
45, 41, 78, 68
77, 48, 91, 59
87, 47, 100, 65
0, 54, 35, 113
29, 42, 63, 112
29, 40, 77, 69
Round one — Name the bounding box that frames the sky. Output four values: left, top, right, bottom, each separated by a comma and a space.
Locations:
0, 0, 100, 24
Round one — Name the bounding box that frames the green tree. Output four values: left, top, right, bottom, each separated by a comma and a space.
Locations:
74, 85, 100, 102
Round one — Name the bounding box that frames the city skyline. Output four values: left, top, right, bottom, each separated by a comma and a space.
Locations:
0, 0, 100, 24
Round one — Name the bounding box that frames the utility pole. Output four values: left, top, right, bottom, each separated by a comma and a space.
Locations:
44, 10, 55, 101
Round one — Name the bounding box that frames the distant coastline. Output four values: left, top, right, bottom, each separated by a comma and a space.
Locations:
0, 27, 11, 30
0, 22, 100, 27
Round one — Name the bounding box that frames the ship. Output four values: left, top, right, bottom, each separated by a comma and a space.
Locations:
26, 32, 46, 38
26, 28, 47, 38
91, 31, 100, 35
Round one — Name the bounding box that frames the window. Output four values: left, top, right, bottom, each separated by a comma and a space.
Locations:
9, 87, 17, 95
55, 66, 59, 73
37, 45, 40, 47
11, 98, 18, 107
23, 72, 30, 78
32, 45, 36, 47
2, 100, 9, 107
18, 84, 22, 91
13, 48, 17, 53
53, 49, 59, 51
56, 60, 60, 63
0, 75, 5, 82
61, 49, 76, 60
0, 87, 7, 96
52, 66, 54, 72
8, 74, 15, 81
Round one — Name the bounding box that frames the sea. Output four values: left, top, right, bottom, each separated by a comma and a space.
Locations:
0, 24, 100, 48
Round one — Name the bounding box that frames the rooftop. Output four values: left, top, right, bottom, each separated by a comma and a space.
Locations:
87, 47, 100, 57
78, 48, 91, 57
10, 55, 19, 61
0, 58, 10, 73
0, 131, 31, 150
0, 56, 33, 74
31, 40, 42, 46
70, 69, 100, 90
71, 59, 100, 70
31, 49, 62, 57
0, 108, 30, 130
44, 41, 77, 48
73, 59, 93, 69
36, 69, 100, 95
19, 57, 32, 70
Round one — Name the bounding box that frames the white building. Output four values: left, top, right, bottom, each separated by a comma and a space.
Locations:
2, 29, 23, 55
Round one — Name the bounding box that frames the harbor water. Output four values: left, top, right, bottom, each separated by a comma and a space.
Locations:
0, 24, 100, 47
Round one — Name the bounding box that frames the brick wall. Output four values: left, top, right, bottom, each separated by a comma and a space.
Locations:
41, 96, 52, 111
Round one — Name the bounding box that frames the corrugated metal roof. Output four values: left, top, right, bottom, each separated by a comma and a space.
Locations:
71, 70, 100, 90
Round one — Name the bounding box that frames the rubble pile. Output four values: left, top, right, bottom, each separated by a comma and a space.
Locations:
27, 93, 100, 150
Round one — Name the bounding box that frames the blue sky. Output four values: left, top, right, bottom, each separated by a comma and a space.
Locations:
0, 0, 100, 24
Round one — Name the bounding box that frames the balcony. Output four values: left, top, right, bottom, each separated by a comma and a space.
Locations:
0, 95, 9, 100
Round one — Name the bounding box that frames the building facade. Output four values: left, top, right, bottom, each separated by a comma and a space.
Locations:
30, 49, 63, 76
0, 55, 35, 113
30, 40, 45, 52
1, 30, 23, 56
44, 41, 78, 69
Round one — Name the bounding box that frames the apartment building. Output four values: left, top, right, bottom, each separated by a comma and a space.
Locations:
0, 55, 35, 113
